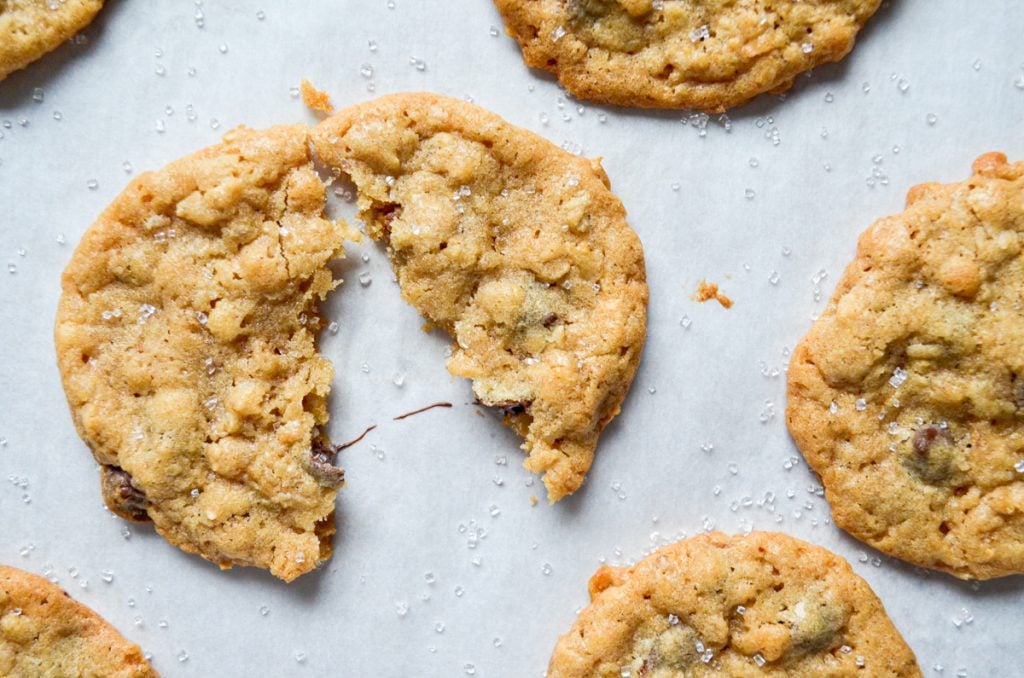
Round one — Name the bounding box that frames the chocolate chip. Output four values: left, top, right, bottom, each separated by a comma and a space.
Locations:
489, 400, 530, 416
637, 625, 701, 671
904, 424, 958, 484
541, 312, 559, 328
100, 466, 149, 522
306, 438, 345, 488
791, 599, 845, 654
638, 650, 658, 676
376, 203, 401, 236
1013, 375, 1024, 411
912, 425, 947, 456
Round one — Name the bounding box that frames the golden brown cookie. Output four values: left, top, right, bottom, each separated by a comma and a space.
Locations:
493, 0, 881, 111
0, 0, 104, 82
312, 93, 647, 502
0, 565, 157, 677
548, 532, 920, 677
787, 153, 1024, 580
55, 125, 355, 581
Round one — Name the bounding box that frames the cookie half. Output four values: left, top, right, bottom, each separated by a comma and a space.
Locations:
548, 532, 920, 677
312, 93, 648, 502
787, 153, 1024, 580
0, 565, 156, 677
0, 0, 104, 81
493, 0, 880, 111
55, 126, 354, 581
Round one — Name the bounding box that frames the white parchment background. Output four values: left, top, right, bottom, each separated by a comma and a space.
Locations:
1, 1, 1023, 676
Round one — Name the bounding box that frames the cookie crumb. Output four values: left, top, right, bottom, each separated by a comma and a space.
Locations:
693, 280, 733, 308
529, 495, 538, 507
300, 79, 334, 114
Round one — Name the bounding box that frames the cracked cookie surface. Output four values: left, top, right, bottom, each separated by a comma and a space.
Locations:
55, 125, 353, 581
493, 0, 880, 111
0, 565, 157, 677
548, 532, 919, 677
787, 153, 1024, 579
1, 0, 104, 81
312, 93, 647, 502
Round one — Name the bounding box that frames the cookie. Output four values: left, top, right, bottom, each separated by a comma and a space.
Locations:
0, 564, 156, 677
0, 0, 104, 82
312, 93, 648, 502
547, 532, 920, 677
55, 125, 355, 581
787, 153, 1024, 580
493, 0, 880, 111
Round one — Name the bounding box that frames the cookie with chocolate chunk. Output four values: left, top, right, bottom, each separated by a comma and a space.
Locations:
492, 0, 880, 111
1, 0, 104, 81
55, 125, 356, 581
547, 532, 920, 677
0, 565, 156, 677
787, 153, 1024, 579
312, 93, 647, 502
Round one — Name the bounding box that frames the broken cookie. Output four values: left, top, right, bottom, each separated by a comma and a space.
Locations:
312, 93, 648, 502
55, 125, 355, 581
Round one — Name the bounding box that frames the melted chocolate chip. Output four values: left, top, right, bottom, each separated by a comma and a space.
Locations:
376, 203, 401, 236
636, 625, 701, 672
307, 438, 345, 488
904, 424, 957, 484
1013, 375, 1024, 411
489, 400, 531, 416
638, 650, 658, 676
912, 425, 947, 456
791, 600, 845, 655
541, 312, 559, 328
393, 402, 452, 421
100, 466, 149, 522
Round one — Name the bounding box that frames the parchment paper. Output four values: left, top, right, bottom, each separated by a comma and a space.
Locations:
1, 1, 1022, 675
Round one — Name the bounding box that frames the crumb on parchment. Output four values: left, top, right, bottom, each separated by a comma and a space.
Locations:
693, 280, 733, 308
301, 79, 334, 114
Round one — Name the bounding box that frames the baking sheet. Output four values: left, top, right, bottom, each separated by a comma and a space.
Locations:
1, 1, 1023, 675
